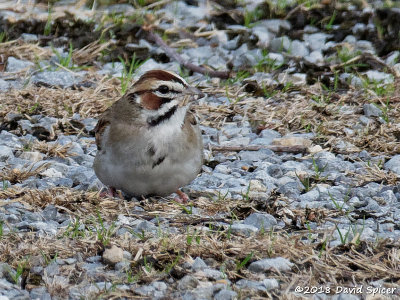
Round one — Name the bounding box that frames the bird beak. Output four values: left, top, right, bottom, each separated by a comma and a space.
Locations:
183, 86, 205, 99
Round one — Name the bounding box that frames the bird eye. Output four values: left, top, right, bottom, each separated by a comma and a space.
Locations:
158, 85, 169, 94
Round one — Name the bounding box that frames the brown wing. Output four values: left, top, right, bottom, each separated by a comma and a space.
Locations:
94, 114, 111, 151
185, 108, 198, 126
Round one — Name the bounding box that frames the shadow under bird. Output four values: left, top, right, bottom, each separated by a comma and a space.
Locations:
93, 69, 204, 202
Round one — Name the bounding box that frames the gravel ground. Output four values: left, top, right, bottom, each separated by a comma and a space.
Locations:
0, 1, 399, 299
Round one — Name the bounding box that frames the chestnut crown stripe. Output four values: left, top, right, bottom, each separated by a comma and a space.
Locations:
135, 69, 187, 87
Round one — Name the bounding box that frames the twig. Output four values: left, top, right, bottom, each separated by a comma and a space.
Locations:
143, 0, 171, 10
331, 52, 400, 78
209, 144, 308, 153
144, 29, 231, 79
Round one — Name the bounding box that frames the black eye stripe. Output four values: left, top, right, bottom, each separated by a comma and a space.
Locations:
160, 97, 173, 104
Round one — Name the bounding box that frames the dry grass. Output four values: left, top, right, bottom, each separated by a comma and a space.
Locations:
0, 163, 50, 184
30, 141, 76, 158
0, 187, 399, 298
0, 38, 399, 298
197, 81, 400, 156
0, 79, 118, 120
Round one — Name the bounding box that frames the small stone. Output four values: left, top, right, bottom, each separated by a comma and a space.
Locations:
358, 116, 373, 126
239, 149, 274, 161
266, 53, 284, 66
333, 293, 361, 300
0, 79, 10, 91
364, 70, 394, 84
235, 279, 267, 292
309, 145, 323, 154
260, 129, 281, 139
44, 262, 59, 277
243, 213, 277, 230
42, 205, 58, 221
20, 33, 38, 43
102, 245, 124, 266
248, 257, 294, 273
384, 155, 400, 175
134, 220, 157, 234
230, 223, 258, 237
41, 168, 63, 178
356, 40, 375, 53
220, 137, 250, 147
100, 62, 125, 77
394, 63, 400, 74
263, 278, 279, 289
272, 137, 312, 147
202, 268, 224, 280
277, 181, 302, 198
249, 180, 267, 192
19, 151, 44, 162
304, 33, 332, 51
278, 72, 307, 85
270, 36, 291, 52
0, 130, 23, 149
304, 51, 324, 65
386, 51, 399, 66
192, 257, 207, 271
178, 275, 199, 290
252, 27, 273, 48
31, 70, 85, 88
0, 145, 14, 162
6, 57, 34, 72
30, 287, 51, 300
135, 285, 155, 296
258, 19, 291, 34
363, 103, 382, 117
214, 289, 237, 300
290, 40, 309, 57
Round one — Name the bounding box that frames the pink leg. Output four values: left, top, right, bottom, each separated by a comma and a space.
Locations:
174, 190, 189, 203
100, 187, 118, 198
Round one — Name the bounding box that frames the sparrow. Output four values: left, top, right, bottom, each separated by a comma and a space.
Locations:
93, 69, 204, 203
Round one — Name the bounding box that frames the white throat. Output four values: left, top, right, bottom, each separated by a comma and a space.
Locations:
144, 105, 188, 155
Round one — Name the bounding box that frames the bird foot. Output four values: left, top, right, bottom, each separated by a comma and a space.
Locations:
99, 187, 119, 198
174, 190, 189, 203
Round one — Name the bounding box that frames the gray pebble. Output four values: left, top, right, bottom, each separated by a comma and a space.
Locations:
363, 103, 382, 117
178, 275, 199, 290
0, 145, 14, 162
230, 223, 258, 237
6, 57, 34, 73
248, 257, 293, 273
384, 155, 400, 175
243, 213, 277, 230
214, 289, 237, 300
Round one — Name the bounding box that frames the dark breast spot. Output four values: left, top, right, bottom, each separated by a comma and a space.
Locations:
152, 156, 166, 168
147, 146, 156, 157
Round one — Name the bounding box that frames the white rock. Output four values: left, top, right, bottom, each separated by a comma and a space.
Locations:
19, 151, 44, 162
40, 168, 63, 178
102, 245, 124, 266
364, 70, 394, 84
